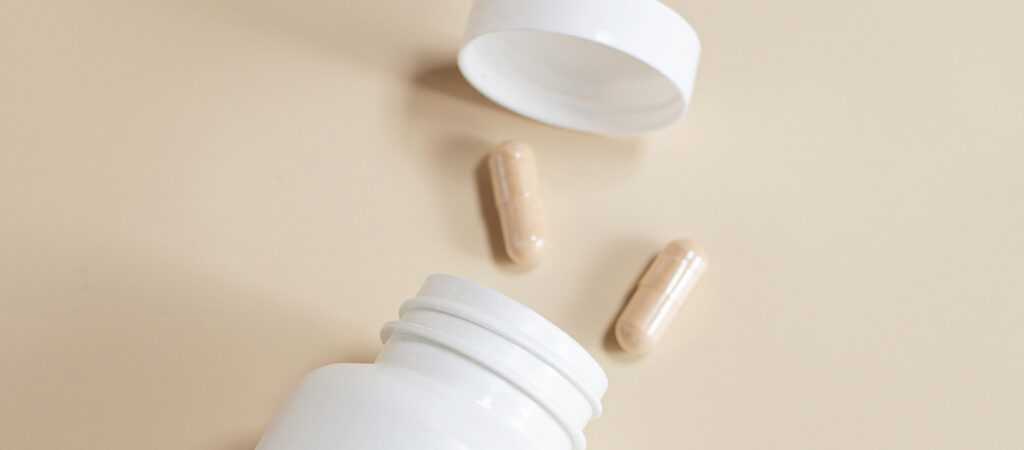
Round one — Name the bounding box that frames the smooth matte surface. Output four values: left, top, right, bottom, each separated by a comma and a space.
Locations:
1, 0, 1022, 449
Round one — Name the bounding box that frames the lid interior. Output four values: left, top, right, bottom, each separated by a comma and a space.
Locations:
459, 29, 685, 135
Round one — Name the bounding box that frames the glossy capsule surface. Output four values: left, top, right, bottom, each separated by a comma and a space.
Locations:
615, 240, 708, 355
488, 141, 548, 266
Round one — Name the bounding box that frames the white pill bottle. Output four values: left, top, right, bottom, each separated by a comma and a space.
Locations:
255, 274, 607, 450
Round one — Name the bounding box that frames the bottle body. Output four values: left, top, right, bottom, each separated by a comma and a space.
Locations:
255, 274, 607, 450
255, 363, 543, 450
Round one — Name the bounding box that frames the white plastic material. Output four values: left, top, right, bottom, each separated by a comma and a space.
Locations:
458, 0, 701, 135
255, 274, 608, 450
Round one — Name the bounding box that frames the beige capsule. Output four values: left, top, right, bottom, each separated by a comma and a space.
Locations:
488, 141, 548, 266
615, 239, 708, 355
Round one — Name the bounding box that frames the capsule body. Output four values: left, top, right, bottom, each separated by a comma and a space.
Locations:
488, 141, 548, 266
615, 240, 708, 355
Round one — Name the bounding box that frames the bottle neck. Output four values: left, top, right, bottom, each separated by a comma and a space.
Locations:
376, 332, 571, 450
376, 275, 606, 450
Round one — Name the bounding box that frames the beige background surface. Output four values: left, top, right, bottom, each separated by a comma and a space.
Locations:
2, 0, 1023, 448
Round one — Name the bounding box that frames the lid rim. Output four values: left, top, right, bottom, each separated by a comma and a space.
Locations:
457, 36, 688, 135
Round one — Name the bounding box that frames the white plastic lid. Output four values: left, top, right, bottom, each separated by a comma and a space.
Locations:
457, 0, 701, 135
